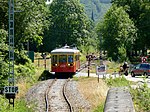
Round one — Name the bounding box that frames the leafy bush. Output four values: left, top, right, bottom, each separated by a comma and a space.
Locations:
0, 96, 34, 112
118, 46, 127, 62
130, 83, 150, 112
129, 56, 141, 64
0, 60, 9, 87
0, 49, 35, 88
105, 76, 130, 87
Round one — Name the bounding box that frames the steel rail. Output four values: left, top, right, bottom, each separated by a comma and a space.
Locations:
45, 79, 56, 112
63, 79, 73, 112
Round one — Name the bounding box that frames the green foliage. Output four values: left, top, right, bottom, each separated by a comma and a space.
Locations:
138, 1, 150, 49
106, 61, 120, 73
130, 83, 150, 111
105, 76, 130, 87
42, 0, 92, 52
0, 61, 9, 87
15, 50, 31, 65
0, 0, 49, 49
15, 0, 50, 46
93, 102, 105, 112
0, 29, 9, 87
0, 96, 34, 112
0, 29, 8, 58
15, 63, 35, 80
118, 45, 127, 62
96, 5, 136, 61
112, 0, 150, 54
78, 35, 99, 54
0, 48, 35, 87
0, 0, 8, 30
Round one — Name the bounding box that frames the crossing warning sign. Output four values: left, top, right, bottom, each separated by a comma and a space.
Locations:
141, 56, 147, 63
96, 65, 106, 75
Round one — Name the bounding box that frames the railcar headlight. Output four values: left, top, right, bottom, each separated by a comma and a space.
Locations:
68, 63, 73, 66
53, 63, 57, 66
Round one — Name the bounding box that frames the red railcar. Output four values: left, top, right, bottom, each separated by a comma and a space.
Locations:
51, 45, 80, 74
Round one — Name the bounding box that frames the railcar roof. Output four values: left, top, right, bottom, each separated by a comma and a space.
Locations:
51, 48, 80, 54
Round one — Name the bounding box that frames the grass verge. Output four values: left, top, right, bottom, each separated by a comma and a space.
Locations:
0, 67, 44, 112
74, 77, 108, 111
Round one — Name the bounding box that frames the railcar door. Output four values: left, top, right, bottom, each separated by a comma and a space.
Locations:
75, 54, 80, 70
68, 55, 74, 72
51, 55, 58, 72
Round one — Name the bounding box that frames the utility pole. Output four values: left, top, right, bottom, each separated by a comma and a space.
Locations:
4, 0, 18, 107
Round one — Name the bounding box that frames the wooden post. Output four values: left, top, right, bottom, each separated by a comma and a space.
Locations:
38, 58, 40, 67
88, 58, 90, 77
44, 57, 46, 70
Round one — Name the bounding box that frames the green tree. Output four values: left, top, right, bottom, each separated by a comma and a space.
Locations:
42, 0, 91, 52
138, 2, 150, 49
96, 5, 136, 61
0, 0, 49, 50
15, 0, 49, 49
0, 29, 9, 87
0, 1, 41, 87
0, 0, 8, 30
112, 0, 150, 56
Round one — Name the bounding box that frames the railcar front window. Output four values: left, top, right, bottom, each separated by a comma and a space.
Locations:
68, 55, 73, 63
59, 55, 67, 63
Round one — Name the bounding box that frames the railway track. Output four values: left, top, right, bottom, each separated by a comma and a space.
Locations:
26, 70, 91, 112
45, 79, 56, 112
45, 79, 73, 112
77, 62, 88, 72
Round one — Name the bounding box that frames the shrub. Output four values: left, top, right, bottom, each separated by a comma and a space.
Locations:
130, 83, 150, 111
0, 60, 9, 87
105, 76, 130, 87
0, 96, 34, 112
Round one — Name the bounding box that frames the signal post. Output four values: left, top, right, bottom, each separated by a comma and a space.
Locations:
4, 0, 18, 107
86, 54, 94, 77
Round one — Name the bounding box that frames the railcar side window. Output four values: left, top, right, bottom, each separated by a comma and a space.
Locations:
68, 55, 73, 63
59, 55, 67, 63
75, 55, 79, 61
52, 55, 57, 63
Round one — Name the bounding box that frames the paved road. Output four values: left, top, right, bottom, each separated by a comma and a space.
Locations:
124, 75, 150, 88
75, 72, 150, 88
